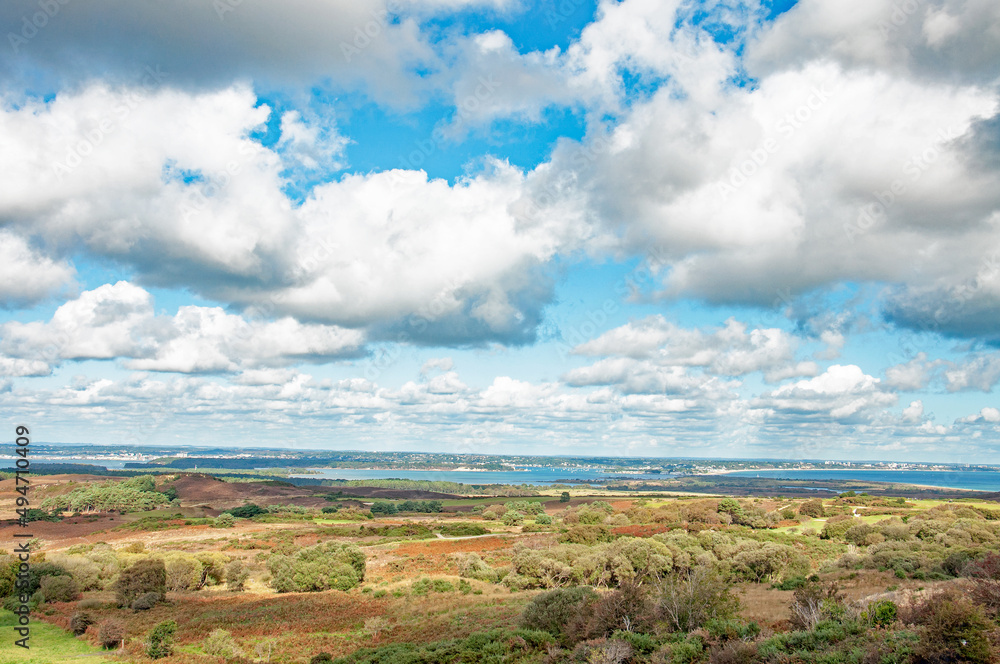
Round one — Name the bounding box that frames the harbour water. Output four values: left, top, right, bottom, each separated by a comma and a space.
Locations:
288, 467, 669, 485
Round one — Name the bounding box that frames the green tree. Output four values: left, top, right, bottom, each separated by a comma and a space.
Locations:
560, 492, 571, 503
145, 620, 176, 659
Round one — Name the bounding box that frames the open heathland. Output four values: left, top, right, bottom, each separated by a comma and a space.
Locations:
3, 473, 1000, 663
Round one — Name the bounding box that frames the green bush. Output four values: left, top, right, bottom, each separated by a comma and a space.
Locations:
131, 591, 161, 611
908, 590, 994, 664
520, 586, 598, 645
772, 576, 807, 591
668, 638, 704, 664
862, 599, 898, 628
535, 513, 552, 525
214, 513, 235, 528
799, 499, 825, 518
38, 574, 80, 603
559, 524, 612, 545
820, 516, 855, 540
145, 620, 176, 659
226, 503, 268, 518
330, 628, 554, 664
436, 523, 489, 537
501, 511, 524, 526
560, 492, 571, 502
203, 628, 242, 658
267, 542, 366, 592
704, 618, 761, 642
225, 559, 249, 591
458, 553, 502, 583
113, 558, 166, 608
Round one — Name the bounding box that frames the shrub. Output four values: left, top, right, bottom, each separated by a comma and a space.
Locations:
844, 523, 883, 546
39, 574, 80, 603
196, 552, 228, 586
98, 619, 125, 649
131, 591, 161, 611
862, 598, 898, 628
203, 628, 242, 658
458, 553, 501, 583
226, 504, 268, 519
789, 581, 845, 631
47, 554, 103, 591
436, 523, 489, 537
730, 541, 806, 583
708, 641, 759, 664
502, 511, 525, 526
799, 499, 825, 518
653, 569, 738, 633
145, 620, 177, 659
370, 501, 398, 515
586, 583, 654, 638
560, 492, 571, 502
113, 558, 166, 608
214, 513, 235, 528
559, 524, 612, 545
820, 516, 855, 540
267, 542, 365, 592
225, 559, 249, 591
535, 513, 553, 525
520, 586, 598, 646
70, 611, 94, 636
907, 589, 994, 664
967, 552, 1000, 615
585, 639, 634, 664
165, 554, 203, 591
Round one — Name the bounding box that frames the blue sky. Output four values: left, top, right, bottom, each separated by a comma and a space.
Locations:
1, 0, 1000, 462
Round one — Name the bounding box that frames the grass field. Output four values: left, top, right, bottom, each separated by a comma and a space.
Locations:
0, 611, 111, 664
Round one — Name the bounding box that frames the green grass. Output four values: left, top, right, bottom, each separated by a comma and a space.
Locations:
0, 611, 111, 664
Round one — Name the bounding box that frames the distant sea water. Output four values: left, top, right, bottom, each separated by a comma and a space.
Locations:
727, 469, 1000, 492
23, 459, 1000, 492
